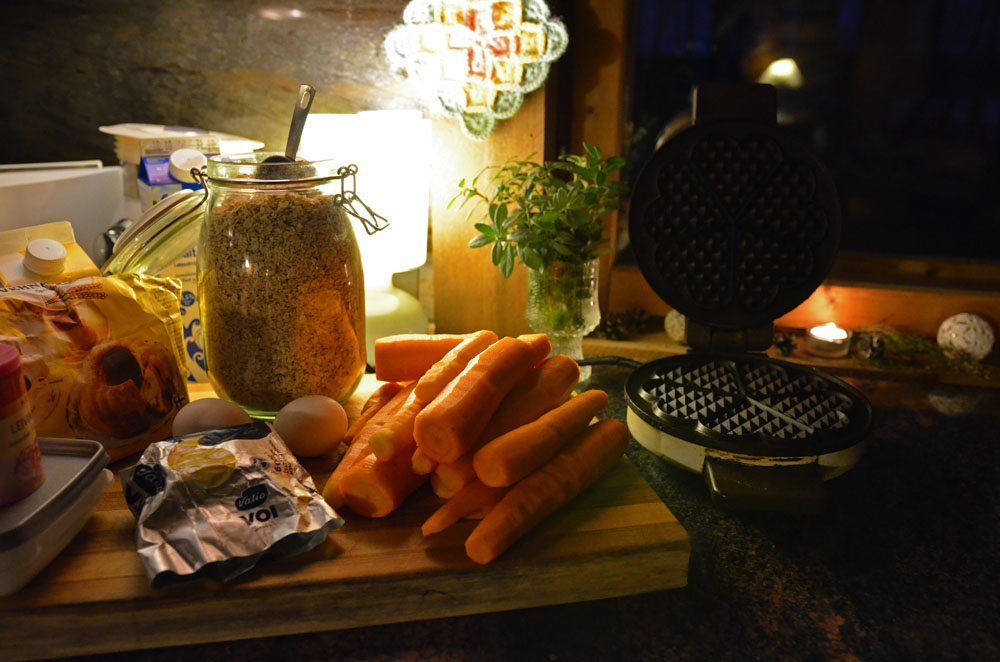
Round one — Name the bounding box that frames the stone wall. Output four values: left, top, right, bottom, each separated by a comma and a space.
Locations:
1, 0, 427, 164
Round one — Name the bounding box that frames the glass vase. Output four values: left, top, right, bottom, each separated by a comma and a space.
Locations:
524, 258, 600, 380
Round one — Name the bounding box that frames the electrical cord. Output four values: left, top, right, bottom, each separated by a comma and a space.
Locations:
578, 356, 642, 369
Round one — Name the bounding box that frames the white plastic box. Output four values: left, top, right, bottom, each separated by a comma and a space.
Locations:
0, 438, 110, 596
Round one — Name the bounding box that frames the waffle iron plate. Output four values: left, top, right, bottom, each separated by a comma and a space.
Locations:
625, 354, 872, 464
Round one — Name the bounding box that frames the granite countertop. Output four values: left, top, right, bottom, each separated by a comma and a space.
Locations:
71, 363, 999, 662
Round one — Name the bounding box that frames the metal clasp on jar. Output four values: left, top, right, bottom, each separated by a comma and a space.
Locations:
332, 164, 390, 235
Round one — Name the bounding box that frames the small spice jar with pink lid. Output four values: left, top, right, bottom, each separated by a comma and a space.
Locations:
0, 343, 44, 506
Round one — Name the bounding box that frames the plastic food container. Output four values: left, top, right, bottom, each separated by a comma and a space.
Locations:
0, 438, 110, 596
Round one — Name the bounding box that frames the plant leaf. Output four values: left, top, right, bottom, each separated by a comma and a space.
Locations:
500, 246, 515, 277
520, 246, 543, 269
468, 233, 494, 248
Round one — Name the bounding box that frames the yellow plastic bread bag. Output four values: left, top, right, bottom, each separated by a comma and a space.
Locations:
0, 274, 188, 461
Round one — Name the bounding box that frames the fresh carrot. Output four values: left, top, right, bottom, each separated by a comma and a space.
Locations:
373, 333, 470, 383
474, 389, 610, 487
411, 447, 437, 475
413, 336, 540, 464
431, 353, 580, 495
429, 471, 459, 499
367, 387, 422, 461
339, 439, 429, 517
476, 353, 580, 444
421, 479, 508, 536
518, 333, 552, 366
432, 455, 478, 497
343, 381, 404, 445
321, 382, 416, 509
413, 329, 498, 404
368, 330, 499, 461
464, 419, 630, 564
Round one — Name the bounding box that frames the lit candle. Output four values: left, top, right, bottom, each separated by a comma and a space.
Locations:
805, 322, 852, 358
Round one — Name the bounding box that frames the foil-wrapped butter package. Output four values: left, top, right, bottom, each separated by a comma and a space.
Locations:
120, 422, 343, 588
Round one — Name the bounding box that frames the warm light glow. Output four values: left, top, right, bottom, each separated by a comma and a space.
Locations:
299, 111, 431, 290
258, 7, 305, 20
757, 57, 804, 89
809, 322, 849, 342
300, 111, 432, 358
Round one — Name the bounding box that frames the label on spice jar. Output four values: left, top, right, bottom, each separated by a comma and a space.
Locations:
0, 391, 44, 506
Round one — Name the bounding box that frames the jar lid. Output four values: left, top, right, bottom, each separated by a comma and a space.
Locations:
168, 148, 208, 184
23, 238, 67, 276
101, 188, 206, 277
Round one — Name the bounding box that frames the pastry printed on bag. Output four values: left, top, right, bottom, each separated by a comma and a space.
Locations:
67, 338, 186, 443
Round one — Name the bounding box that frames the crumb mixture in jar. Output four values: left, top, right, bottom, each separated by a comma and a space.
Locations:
199, 191, 365, 416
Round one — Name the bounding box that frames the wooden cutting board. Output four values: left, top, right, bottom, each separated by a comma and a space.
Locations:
0, 376, 690, 662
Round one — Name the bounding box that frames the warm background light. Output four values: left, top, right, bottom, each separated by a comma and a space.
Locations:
299, 110, 432, 361
757, 57, 804, 88
809, 322, 849, 342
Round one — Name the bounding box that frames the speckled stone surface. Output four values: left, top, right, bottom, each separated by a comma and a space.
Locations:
65, 363, 999, 662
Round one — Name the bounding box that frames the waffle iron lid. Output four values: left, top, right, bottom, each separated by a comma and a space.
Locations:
628, 84, 841, 330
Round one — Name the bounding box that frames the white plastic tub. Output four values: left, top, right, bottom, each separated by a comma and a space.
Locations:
0, 438, 110, 596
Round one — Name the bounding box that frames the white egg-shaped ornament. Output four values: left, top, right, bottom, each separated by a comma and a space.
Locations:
936, 313, 995, 361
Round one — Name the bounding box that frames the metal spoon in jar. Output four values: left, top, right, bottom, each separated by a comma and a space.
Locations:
263, 83, 316, 163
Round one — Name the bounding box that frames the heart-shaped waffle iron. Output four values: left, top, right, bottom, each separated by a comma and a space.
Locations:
623, 84, 872, 510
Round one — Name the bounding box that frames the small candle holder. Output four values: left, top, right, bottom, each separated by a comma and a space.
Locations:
805, 322, 853, 358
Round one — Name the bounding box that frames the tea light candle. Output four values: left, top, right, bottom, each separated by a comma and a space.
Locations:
805, 322, 853, 358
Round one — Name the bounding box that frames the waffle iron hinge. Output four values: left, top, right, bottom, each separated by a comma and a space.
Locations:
685, 320, 775, 353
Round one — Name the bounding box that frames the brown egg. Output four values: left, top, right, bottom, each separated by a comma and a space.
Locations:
273, 395, 348, 457
172, 398, 252, 437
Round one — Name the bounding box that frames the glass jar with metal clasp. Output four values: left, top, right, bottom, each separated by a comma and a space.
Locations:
103, 156, 387, 418
198, 154, 387, 418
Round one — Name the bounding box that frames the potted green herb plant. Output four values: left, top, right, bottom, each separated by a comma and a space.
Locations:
451, 143, 627, 374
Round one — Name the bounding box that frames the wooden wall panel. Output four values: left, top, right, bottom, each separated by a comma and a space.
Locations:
429, 92, 547, 336
567, 0, 632, 314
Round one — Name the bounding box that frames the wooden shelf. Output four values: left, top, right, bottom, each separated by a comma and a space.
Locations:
583, 330, 1000, 390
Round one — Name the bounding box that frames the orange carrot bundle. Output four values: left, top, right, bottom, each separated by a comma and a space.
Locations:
421, 479, 508, 536
368, 330, 499, 461
322, 382, 416, 509
373, 333, 470, 383
339, 439, 429, 518
343, 381, 404, 445
474, 389, 610, 487
413, 336, 540, 464
431, 353, 580, 496
464, 419, 630, 565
